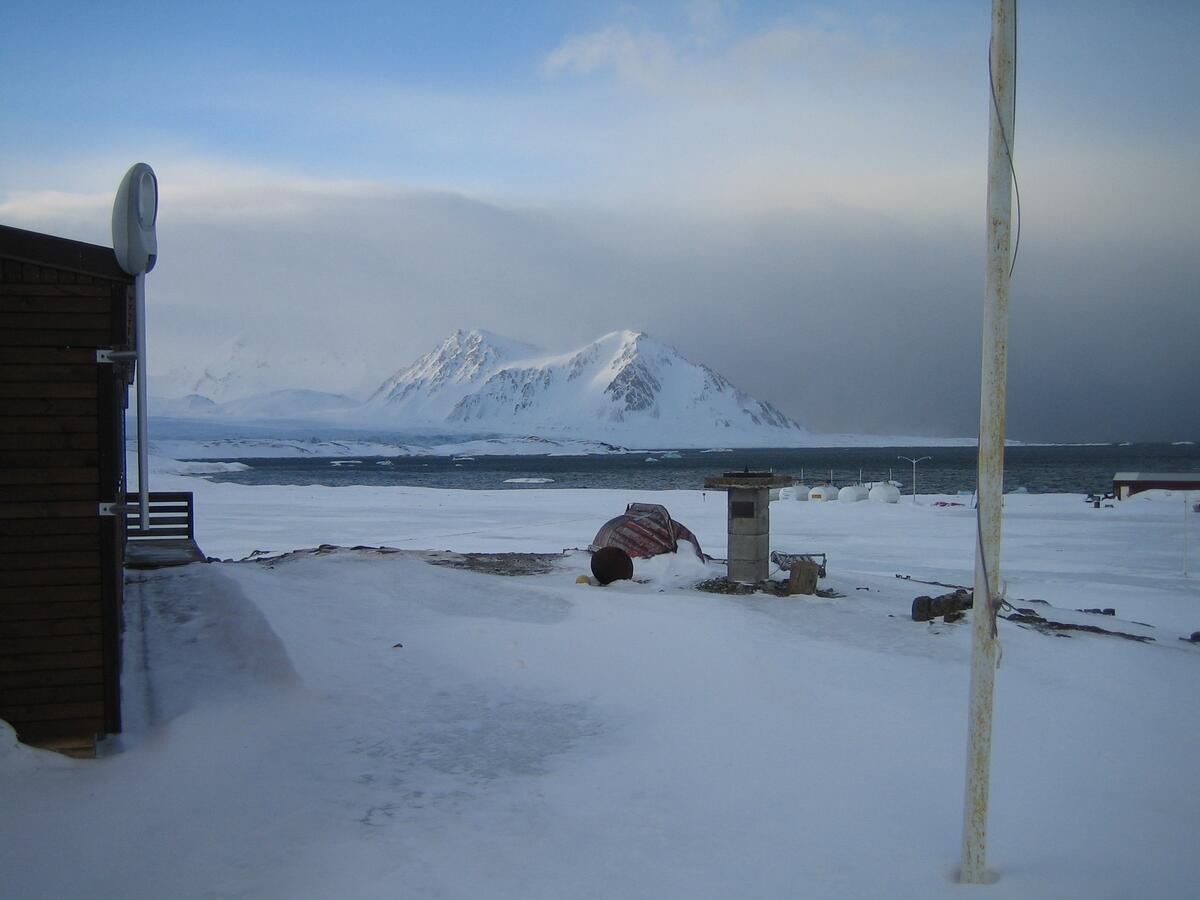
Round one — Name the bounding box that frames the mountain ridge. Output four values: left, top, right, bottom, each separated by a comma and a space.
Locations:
151, 328, 811, 447
369, 329, 808, 444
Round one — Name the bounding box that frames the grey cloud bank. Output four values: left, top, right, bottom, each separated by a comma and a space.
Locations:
5, 181, 1192, 443
3, 3, 1196, 444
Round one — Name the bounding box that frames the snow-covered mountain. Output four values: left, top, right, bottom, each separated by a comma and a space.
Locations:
148, 328, 811, 447
366, 329, 545, 424
149, 389, 361, 420
367, 329, 808, 445
152, 336, 380, 404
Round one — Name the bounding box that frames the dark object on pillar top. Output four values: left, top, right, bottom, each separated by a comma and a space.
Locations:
592, 546, 634, 585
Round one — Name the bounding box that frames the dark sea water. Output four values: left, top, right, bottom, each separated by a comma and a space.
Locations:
201, 443, 1199, 496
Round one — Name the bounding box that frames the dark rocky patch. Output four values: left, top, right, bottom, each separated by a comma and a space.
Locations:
426, 552, 564, 577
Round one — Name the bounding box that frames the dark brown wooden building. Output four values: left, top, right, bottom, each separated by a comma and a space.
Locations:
1, 224, 134, 756
1113, 472, 1200, 500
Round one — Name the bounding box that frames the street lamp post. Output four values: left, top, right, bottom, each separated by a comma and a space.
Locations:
898, 456, 931, 504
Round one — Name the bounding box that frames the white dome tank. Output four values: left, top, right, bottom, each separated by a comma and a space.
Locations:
838, 485, 868, 502
869, 482, 901, 503
809, 484, 838, 502
792, 484, 811, 501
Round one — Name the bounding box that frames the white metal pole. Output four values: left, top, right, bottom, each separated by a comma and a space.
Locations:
962, 0, 1016, 884
1184, 492, 1190, 578
135, 272, 150, 530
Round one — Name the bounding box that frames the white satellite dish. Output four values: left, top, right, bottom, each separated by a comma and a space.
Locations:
112, 163, 158, 275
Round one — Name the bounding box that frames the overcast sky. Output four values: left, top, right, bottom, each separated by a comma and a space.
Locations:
2, 1, 1196, 441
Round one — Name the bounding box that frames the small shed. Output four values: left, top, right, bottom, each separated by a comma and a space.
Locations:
1, 224, 135, 756
1112, 472, 1200, 500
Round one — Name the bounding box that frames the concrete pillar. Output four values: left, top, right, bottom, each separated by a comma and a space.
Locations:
705, 471, 792, 586
727, 486, 770, 583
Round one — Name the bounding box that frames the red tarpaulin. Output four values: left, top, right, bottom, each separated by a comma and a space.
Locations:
589, 502, 706, 561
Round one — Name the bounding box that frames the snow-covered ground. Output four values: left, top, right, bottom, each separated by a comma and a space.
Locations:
3, 461, 1198, 898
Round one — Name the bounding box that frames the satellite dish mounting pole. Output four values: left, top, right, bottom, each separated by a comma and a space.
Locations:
111, 163, 159, 531
133, 272, 150, 530
962, 0, 1016, 884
